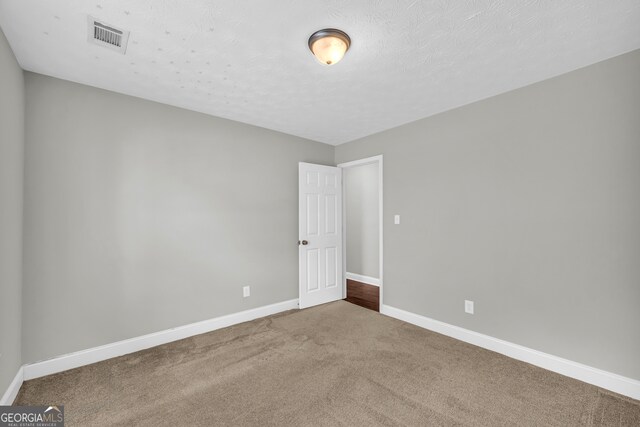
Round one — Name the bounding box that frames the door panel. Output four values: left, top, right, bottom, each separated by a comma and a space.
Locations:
299, 163, 343, 309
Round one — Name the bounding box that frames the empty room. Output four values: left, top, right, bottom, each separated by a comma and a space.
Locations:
1, 1, 639, 425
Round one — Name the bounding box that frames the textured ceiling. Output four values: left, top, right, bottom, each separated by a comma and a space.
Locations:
1, 1, 639, 145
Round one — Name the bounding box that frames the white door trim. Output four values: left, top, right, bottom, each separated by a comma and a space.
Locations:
338, 155, 383, 307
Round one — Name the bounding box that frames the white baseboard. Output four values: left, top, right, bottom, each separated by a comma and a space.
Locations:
0, 366, 24, 405
380, 304, 640, 401
346, 272, 380, 286
22, 299, 299, 381
12, 300, 638, 402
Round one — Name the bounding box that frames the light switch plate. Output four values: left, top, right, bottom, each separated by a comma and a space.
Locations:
465, 300, 474, 314
243, 286, 250, 298
394, 215, 400, 225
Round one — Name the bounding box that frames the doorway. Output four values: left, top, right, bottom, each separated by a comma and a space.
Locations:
339, 155, 383, 312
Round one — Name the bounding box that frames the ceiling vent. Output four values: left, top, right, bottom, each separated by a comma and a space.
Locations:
87, 16, 129, 54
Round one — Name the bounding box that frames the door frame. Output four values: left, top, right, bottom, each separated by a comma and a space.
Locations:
337, 155, 383, 308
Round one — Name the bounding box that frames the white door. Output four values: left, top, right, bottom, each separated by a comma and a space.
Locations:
299, 162, 343, 309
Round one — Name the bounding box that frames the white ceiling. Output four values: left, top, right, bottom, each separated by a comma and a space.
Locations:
1, 1, 639, 145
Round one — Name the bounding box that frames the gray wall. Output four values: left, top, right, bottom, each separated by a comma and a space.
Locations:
335, 49, 640, 380
344, 163, 379, 279
0, 28, 24, 395
23, 73, 333, 364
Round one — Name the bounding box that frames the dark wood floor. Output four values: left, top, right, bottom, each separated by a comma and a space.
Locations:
345, 279, 379, 312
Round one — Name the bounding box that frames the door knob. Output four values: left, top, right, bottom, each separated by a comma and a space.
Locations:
299, 240, 309, 246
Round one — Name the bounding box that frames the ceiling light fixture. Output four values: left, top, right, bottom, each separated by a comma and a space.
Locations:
308, 29, 351, 66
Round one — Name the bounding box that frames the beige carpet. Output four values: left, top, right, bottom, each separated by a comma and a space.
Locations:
15, 301, 640, 426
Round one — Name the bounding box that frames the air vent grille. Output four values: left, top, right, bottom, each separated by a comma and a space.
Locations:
87, 16, 129, 54
94, 22, 122, 47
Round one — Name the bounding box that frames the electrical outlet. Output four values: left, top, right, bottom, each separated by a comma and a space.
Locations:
394, 215, 400, 225
465, 300, 474, 314
243, 286, 250, 298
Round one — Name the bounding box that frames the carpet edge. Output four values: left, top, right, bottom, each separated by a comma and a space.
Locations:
380, 304, 640, 401
21, 299, 299, 381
